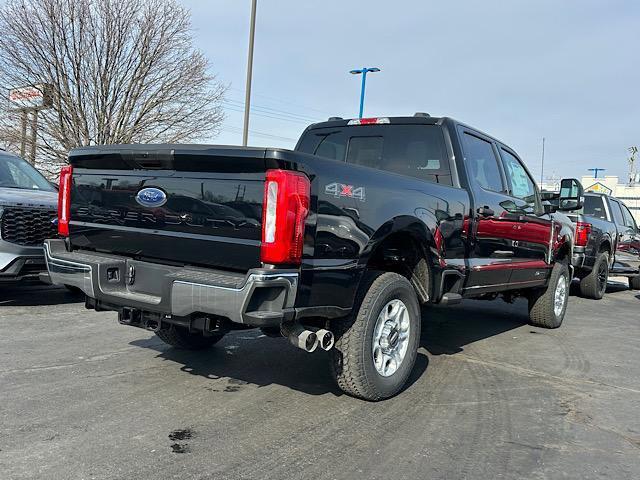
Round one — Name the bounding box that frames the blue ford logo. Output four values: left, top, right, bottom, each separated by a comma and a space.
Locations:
135, 187, 167, 208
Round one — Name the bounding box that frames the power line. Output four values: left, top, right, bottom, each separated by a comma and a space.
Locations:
223, 104, 314, 125
224, 99, 322, 123
228, 86, 336, 117
221, 125, 297, 143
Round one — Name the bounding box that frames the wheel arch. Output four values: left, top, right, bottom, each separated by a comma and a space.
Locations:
357, 216, 440, 303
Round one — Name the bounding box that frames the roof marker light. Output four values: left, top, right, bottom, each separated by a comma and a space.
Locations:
347, 117, 390, 126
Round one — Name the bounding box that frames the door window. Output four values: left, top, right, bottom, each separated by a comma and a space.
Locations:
461, 133, 503, 192
499, 148, 536, 206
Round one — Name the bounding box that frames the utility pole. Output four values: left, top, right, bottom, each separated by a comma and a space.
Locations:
242, 0, 257, 147
349, 67, 381, 119
628, 146, 638, 184
540, 137, 545, 187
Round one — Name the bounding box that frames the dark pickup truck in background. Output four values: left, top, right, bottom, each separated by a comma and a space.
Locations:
45, 114, 583, 400
567, 192, 640, 298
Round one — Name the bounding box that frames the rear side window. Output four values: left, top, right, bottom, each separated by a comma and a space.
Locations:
297, 125, 452, 185
610, 200, 625, 226
461, 133, 503, 192
580, 196, 607, 220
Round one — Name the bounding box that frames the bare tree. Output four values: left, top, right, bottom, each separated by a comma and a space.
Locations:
0, 0, 226, 165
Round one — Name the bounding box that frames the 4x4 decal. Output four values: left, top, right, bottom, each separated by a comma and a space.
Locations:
325, 182, 365, 201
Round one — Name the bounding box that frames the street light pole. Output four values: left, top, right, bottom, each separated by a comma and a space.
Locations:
242, 0, 257, 147
540, 137, 545, 187
350, 67, 380, 119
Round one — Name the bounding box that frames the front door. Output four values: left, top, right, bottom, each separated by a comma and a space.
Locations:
496, 146, 553, 283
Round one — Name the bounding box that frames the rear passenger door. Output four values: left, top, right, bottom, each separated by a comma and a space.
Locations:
459, 129, 516, 288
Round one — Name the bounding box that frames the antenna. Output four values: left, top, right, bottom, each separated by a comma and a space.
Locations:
588, 167, 606, 179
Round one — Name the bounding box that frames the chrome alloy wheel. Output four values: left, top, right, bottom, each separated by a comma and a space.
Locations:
554, 275, 568, 317
372, 299, 411, 377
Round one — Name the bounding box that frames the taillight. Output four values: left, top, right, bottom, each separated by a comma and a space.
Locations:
57, 165, 73, 236
575, 221, 591, 247
261, 169, 310, 265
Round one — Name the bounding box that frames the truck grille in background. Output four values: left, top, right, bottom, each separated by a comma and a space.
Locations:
1, 208, 58, 246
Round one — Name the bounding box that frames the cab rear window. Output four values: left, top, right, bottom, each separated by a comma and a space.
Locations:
296, 125, 452, 186
580, 195, 607, 220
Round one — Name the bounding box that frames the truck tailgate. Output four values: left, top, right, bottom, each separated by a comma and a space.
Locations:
68, 145, 269, 272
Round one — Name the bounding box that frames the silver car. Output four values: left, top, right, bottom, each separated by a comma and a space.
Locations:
0, 151, 58, 282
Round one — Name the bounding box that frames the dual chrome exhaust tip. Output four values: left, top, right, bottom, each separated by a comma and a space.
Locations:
282, 323, 334, 353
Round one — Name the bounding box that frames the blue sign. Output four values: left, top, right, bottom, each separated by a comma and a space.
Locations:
135, 187, 167, 208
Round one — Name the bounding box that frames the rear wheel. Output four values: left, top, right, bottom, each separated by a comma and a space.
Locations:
579, 251, 609, 299
330, 271, 421, 401
155, 325, 225, 350
630, 275, 640, 290
528, 261, 570, 329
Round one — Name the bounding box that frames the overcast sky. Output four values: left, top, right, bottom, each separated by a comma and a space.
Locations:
182, 0, 640, 181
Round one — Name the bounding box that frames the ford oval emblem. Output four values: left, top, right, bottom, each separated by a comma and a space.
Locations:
135, 187, 167, 208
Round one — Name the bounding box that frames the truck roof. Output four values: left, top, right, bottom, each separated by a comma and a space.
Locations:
303, 115, 510, 147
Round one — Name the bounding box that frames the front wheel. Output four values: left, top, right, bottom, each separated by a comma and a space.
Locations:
330, 271, 421, 401
630, 275, 640, 290
528, 261, 570, 329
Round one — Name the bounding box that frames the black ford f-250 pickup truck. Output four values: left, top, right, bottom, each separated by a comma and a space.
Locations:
45, 114, 583, 400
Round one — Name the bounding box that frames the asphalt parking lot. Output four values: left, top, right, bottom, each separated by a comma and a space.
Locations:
1, 281, 639, 480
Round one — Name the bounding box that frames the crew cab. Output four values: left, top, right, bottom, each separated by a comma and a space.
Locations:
568, 192, 640, 297
44, 115, 582, 400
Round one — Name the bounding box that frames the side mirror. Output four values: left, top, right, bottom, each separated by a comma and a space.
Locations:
557, 178, 584, 211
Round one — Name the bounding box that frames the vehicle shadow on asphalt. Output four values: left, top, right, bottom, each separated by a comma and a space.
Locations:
130, 333, 429, 397
420, 299, 529, 356
0, 284, 83, 307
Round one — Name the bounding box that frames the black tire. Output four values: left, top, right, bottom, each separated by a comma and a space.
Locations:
579, 252, 609, 299
329, 271, 421, 401
155, 325, 224, 350
528, 261, 570, 329
630, 275, 640, 290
